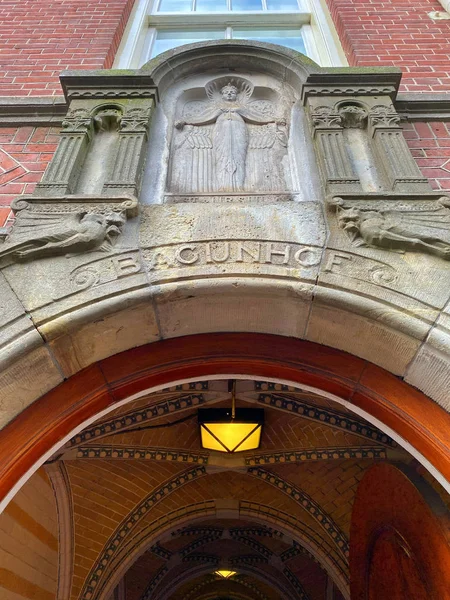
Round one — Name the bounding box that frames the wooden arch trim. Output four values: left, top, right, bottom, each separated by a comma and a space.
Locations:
1, 333, 450, 506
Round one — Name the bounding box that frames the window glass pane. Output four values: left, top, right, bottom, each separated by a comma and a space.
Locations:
231, 0, 263, 10
232, 27, 305, 53
196, 0, 228, 10
158, 0, 192, 12
266, 0, 299, 9
151, 29, 225, 57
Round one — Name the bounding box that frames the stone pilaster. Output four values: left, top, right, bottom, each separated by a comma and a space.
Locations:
309, 104, 361, 194
103, 105, 153, 197
36, 108, 92, 196
369, 103, 430, 192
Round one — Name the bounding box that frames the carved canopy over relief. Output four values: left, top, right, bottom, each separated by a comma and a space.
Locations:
168, 76, 291, 198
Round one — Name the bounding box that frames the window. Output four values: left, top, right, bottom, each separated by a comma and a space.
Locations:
114, 0, 347, 68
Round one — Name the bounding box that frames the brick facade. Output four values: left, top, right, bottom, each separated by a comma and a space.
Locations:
325, 0, 450, 92
0, 0, 449, 225
0, 0, 135, 97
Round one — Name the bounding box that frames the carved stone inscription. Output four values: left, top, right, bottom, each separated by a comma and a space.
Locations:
143, 240, 321, 283
170, 76, 290, 195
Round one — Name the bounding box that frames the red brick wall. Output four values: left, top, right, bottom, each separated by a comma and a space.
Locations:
404, 121, 450, 191
0, 126, 59, 223
0, 0, 135, 97
326, 0, 450, 92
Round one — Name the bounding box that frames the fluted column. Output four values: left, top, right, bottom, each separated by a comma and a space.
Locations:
103, 105, 153, 196
36, 108, 92, 196
309, 105, 361, 194
369, 104, 430, 192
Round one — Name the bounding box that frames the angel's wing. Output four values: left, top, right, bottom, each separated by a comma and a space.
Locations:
247, 99, 276, 118
183, 100, 212, 121
176, 125, 213, 150
248, 123, 287, 149
6, 211, 81, 244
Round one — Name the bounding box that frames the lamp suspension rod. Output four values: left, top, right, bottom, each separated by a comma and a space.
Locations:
231, 379, 236, 420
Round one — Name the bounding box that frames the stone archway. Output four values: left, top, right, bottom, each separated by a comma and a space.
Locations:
0, 334, 449, 600
2, 333, 450, 510
1, 40, 450, 600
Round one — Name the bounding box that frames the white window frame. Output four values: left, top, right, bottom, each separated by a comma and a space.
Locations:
113, 0, 347, 69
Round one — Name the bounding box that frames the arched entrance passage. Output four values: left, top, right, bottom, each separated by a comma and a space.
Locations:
1, 332, 450, 510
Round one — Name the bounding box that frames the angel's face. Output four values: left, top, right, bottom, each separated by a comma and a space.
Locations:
221, 85, 238, 102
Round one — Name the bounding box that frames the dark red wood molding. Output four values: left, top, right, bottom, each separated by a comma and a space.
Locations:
1, 333, 449, 504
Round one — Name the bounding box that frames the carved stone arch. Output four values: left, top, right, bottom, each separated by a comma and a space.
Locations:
90, 499, 348, 600
139, 39, 319, 94
84, 464, 348, 600
149, 562, 303, 600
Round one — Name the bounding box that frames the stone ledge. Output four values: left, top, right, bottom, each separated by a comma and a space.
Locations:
0, 96, 67, 126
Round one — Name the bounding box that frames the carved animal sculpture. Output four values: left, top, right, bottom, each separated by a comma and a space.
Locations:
0, 211, 125, 262
337, 202, 450, 259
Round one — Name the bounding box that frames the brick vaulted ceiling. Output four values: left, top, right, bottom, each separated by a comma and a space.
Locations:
48, 379, 412, 600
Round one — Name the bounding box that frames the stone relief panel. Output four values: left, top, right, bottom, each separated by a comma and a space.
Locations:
0, 197, 135, 264
167, 76, 292, 202
328, 195, 450, 260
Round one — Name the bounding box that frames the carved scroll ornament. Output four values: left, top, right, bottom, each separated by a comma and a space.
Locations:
329, 196, 450, 260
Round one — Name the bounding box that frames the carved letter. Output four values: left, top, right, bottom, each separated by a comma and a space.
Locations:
265, 243, 290, 265
206, 242, 230, 263
236, 242, 261, 263
324, 252, 352, 273
175, 245, 199, 265
294, 248, 321, 267
113, 255, 141, 277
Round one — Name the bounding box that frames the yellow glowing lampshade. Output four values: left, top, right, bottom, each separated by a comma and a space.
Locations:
198, 408, 264, 453
215, 570, 237, 579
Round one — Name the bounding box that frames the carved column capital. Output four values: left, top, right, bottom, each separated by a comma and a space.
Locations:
310, 105, 343, 131
119, 107, 152, 135
338, 104, 368, 129
307, 101, 361, 193
36, 107, 93, 196
61, 107, 93, 135
369, 104, 401, 130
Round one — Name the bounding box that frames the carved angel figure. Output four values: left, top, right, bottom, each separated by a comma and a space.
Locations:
0, 211, 125, 263
171, 77, 288, 193
336, 201, 450, 259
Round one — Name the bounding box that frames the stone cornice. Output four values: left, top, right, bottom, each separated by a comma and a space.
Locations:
1, 91, 449, 128
395, 93, 450, 119
0, 97, 67, 126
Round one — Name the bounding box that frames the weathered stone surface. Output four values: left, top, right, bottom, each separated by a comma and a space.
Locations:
154, 279, 312, 340
0, 272, 41, 363
0, 346, 63, 428
3, 41, 450, 425
49, 301, 160, 377
306, 288, 423, 375
140, 202, 326, 286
